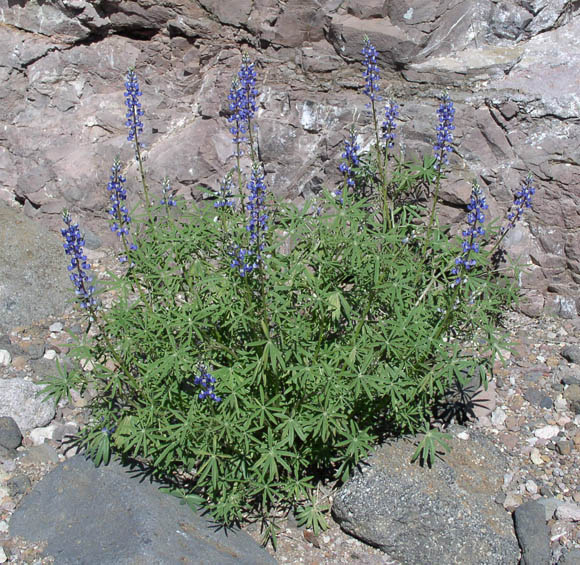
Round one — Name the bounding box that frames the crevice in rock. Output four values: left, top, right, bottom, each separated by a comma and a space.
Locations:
13, 194, 40, 209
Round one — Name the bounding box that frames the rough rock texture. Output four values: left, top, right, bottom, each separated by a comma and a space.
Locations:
331, 426, 520, 565
0, 0, 578, 317
9, 455, 276, 565
0, 378, 56, 431
513, 500, 551, 565
0, 415, 22, 449
0, 202, 71, 332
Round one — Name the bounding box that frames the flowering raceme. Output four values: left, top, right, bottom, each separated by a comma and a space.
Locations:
246, 163, 268, 246
194, 366, 221, 402
61, 211, 96, 309
160, 177, 177, 208
433, 93, 455, 170
124, 68, 144, 149
337, 128, 360, 202
451, 181, 488, 287
362, 36, 381, 103
214, 173, 235, 209
505, 173, 535, 230
382, 100, 399, 148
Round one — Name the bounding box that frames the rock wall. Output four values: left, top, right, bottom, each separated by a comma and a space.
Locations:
0, 0, 578, 318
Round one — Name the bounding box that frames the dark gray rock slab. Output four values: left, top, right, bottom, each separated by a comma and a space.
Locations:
9, 455, 276, 565
562, 345, 580, 365
513, 500, 551, 565
0, 202, 71, 333
559, 548, 580, 565
332, 426, 520, 565
0, 416, 22, 449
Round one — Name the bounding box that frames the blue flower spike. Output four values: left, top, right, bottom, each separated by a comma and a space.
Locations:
124, 68, 144, 151
382, 100, 399, 148
194, 366, 221, 403
61, 210, 96, 310
451, 181, 488, 287
433, 92, 455, 171
505, 173, 536, 231
362, 36, 381, 103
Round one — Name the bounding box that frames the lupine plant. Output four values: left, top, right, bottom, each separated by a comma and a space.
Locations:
41, 41, 537, 546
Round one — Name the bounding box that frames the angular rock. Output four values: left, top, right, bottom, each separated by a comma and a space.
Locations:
0, 416, 23, 450
9, 456, 276, 565
513, 500, 551, 565
332, 427, 520, 565
556, 502, 580, 522
0, 378, 56, 431
562, 345, 580, 365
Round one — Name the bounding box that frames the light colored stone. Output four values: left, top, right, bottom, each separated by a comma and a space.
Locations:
43, 349, 57, 360
503, 493, 523, 510
491, 407, 507, 427
456, 431, 469, 440
0, 521, 7, 533
555, 502, 580, 522
49, 322, 64, 333
0, 350, 11, 367
0, 378, 56, 431
525, 480, 538, 494
29, 424, 58, 446
530, 447, 544, 465
534, 425, 560, 439
0, 545, 6, 563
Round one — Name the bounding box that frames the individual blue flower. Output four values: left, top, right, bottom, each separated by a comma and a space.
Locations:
451, 181, 488, 287
214, 172, 235, 209
505, 174, 535, 231
362, 36, 381, 103
433, 92, 455, 171
124, 68, 144, 149
228, 77, 247, 148
194, 366, 221, 402
338, 127, 360, 197
160, 177, 177, 207
246, 162, 268, 246
382, 100, 399, 148
61, 210, 96, 309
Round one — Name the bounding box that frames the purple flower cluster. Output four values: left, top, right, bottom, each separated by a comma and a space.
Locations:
362, 36, 381, 103
107, 159, 137, 263
451, 182, 488, 287
61, 211, 96, 309
433, 93, 455, 171
246, 163, 268, 244
214, 173, 235, 209
228, 54, 258, 149
107, 159, 131, 237
160, 177, 177, 207
229, 245, 258, 277
382, 100, 399, 148
194, 366, 221, 402
124, 68, 144, 148
505, 174, 535, 230
336, 128, 360, 202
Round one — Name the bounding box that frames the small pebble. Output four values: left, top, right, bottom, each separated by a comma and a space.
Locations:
530, 447, 543, 465
534, 425, 560, 439
491, 407, 507, 427
556, 502, 580, 522
0, 349, 11, 367
526, 480, 538, 494
43, 349, 57, 360
557, 440, 572, 456
0, 546, 6, 564
49, 322, 64, 333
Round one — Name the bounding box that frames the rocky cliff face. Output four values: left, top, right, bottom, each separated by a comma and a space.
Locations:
0, 0, 578, 318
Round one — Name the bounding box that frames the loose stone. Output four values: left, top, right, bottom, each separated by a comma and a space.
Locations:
0, 350, 11, 367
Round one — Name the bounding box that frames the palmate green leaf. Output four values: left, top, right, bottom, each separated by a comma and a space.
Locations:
410, 426, 452, 467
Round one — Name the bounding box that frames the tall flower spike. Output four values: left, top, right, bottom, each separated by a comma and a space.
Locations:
433, 92, 455, 171
61, 211, 96, 309
382, 100, 399, 148
246, 162, 268, 246
160, 177, 177, 208
505, 173, 535, 231
238, 53, 258, 125
228, 77, 247, 149
107, 159, 137, 263
362, 36, 381, 103
124, 68, 144, 151
451, 181, 488, 287
214, 172, 235, 209
337, 128, 360, 202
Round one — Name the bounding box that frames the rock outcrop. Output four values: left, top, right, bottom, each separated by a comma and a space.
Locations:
0, 0, 578, 318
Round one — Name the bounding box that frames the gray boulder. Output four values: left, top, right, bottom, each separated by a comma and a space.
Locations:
513, 500, 551, 565
332, 427, 520, 565
0, 377, 56, 431
10, 455, 276, 565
